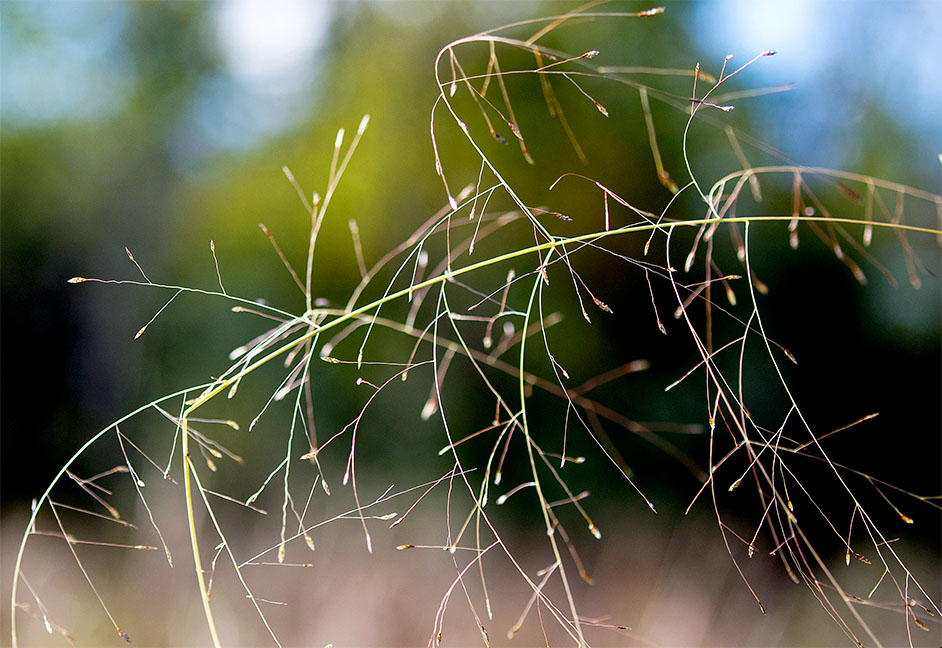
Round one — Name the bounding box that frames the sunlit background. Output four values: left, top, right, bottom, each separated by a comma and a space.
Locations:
2, 1, 940, 646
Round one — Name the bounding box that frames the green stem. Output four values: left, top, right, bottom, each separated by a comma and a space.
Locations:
182, 416, 222, 648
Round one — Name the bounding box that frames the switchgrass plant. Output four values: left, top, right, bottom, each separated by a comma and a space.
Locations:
10, 6, 941, 647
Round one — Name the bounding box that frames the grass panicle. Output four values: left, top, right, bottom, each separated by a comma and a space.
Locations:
11, 6, 941, 648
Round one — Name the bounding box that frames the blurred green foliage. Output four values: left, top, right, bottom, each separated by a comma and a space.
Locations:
2, 1, 938, 539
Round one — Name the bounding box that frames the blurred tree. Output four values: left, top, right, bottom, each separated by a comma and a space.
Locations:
2, 0, 938, 517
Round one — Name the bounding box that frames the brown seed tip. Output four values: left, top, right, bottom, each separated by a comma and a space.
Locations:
592, 297, 612, 313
